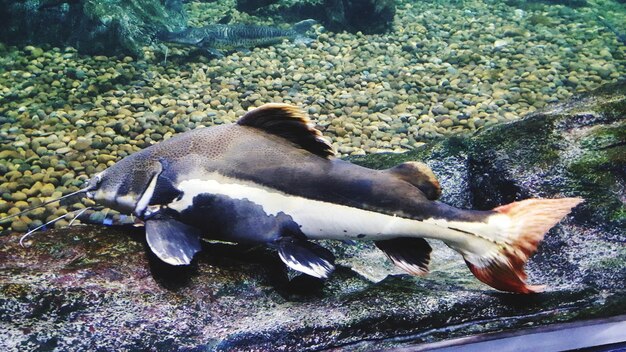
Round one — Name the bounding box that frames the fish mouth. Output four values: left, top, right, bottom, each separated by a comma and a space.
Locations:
85, 184, 97, 199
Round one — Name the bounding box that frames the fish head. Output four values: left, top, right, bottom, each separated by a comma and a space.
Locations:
158, 28, 207, 45
86, 156, 163, 216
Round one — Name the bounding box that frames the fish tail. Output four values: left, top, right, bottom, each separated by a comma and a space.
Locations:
452, 198, 583, 293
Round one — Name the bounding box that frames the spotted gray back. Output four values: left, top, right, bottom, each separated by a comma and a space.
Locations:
91, 104, 488, 224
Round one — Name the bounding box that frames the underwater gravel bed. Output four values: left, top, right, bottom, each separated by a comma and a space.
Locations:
0, 0, 625, 232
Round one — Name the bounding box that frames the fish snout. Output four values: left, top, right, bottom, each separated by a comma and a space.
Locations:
86, 171, 137, 214
84, 172, 103, 199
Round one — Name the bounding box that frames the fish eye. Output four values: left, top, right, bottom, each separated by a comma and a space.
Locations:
92, 173, 103, 185
84, 173, 102, 192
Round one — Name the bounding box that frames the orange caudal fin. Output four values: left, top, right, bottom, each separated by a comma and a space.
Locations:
463, 197, 583, 294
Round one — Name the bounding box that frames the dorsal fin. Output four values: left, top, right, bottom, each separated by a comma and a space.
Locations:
386, 161, 441, 200
237, 103, 335, 158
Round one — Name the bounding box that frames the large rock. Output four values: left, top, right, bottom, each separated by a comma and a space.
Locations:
0, 0, 186, 56
244, 0, 396, 34
1, 82, 625, 350
323, 0, 396, 34
236, 0, 280, 13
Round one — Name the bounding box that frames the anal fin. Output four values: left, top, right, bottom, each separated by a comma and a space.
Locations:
276, 238, 335, 279
145, 217, 202, 266
375, 237, 432, 276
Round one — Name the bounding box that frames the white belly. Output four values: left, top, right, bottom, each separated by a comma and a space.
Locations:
167, 173, 470, 243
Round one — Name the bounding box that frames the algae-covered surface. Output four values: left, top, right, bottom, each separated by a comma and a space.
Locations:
0, 82, 624, 351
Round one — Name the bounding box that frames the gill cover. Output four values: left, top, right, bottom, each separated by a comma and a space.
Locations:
87, 153, 164, 215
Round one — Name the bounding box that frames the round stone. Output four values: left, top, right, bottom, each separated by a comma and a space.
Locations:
440, 119, 454, 128
40, 184, 56, 197
12, 192, 27, 201
432, 105, 449, 115
11, 220, 29, 232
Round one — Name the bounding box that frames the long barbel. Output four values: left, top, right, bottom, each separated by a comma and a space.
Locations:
0, 184, 94, 225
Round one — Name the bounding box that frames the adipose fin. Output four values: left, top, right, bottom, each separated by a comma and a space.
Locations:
385, 162, 441, 200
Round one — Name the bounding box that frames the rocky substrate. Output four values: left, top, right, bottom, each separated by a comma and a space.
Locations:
0, 0, 625, 231
0, 80, 624, 351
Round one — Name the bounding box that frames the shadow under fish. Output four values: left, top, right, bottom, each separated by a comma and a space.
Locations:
157, 19, 317, 57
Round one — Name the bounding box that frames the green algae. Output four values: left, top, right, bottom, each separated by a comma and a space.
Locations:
472, 117, 562, 169
567, 120, 626, 228
0, 283, 31, 300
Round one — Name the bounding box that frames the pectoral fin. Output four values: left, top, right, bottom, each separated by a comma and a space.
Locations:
145, 218, 202, 266
276, 237, 335, 279
205, 48, 224, 58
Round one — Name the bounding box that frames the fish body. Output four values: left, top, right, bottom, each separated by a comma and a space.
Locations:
158, 19, 316, 56
95, 125, 470, 246
598, 16, 626, 45
85, 104, 582, 293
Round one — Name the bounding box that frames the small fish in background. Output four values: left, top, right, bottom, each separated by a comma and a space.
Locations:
4, 104, 583, 294
597, 16, 626, 45
157, 19, 317, 57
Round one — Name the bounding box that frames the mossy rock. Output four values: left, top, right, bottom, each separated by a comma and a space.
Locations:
0, 0, 186, 56
568, 124, 625, 225
244, 0, 395, 34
